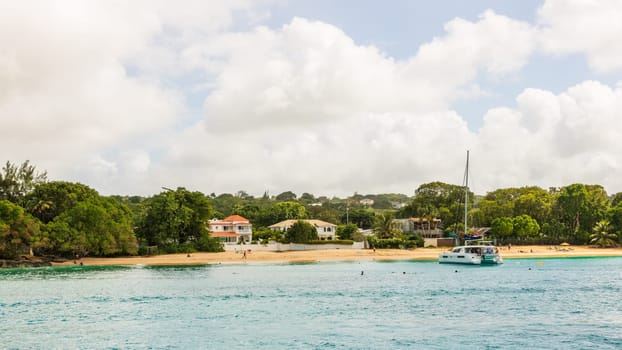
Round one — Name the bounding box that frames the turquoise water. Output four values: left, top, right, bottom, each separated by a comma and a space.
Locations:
1, 258, 622, 349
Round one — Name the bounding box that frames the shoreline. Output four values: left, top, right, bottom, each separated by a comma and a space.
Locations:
47, 245, 622, 267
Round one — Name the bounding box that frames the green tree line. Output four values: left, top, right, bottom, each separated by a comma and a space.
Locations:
2, 160, 621, 260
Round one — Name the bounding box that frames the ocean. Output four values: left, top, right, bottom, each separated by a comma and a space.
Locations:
1, 257, 621, 349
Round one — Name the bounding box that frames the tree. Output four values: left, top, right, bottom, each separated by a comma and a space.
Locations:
554, 184, 608, 243
235, 190, 252, 199
336, 223, 358, 240
373, 213, 401, 239
263, 201, 307, 225
0, 161, 47, 206
24, 182, 100, 224
0, 200, 40, 259
513, 214, 540, 238
275, 191, 297, 201
590, 220, 618, 248
300, 192, 316, 202
307, 204, 340, 225
344, 208, 375, 229
284, 220, 318, 243
211, 193, 243, 218
43, 198, 137, 257
607, 202, 622, 237
135, 188, 216, 251
490, 217, 514, 240
513, 188, 553, 225
406, 182, 468, 228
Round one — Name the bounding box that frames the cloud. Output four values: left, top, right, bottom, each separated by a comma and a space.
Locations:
4, 1, 622, 198
538, 0, 622, 72
196, 18, 418, 132
0, 0, 270, 194
408, 10, 536, 100
474, 81, 622, 192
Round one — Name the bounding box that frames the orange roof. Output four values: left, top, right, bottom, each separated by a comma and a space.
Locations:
210, 232, 240, 237
223, 215, 249, 222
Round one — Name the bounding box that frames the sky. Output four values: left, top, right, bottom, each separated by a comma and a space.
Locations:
2, 0, 622, 198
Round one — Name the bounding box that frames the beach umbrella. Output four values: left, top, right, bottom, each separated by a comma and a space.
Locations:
559, 242, 570, 246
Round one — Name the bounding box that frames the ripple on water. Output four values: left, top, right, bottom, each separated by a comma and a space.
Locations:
1, 257, 622, 349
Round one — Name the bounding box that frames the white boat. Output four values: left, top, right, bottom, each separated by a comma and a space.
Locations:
439, 239, 503, 265
438, 151, 503, 265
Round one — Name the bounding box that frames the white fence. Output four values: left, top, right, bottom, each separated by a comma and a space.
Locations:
223, 241, 365, 252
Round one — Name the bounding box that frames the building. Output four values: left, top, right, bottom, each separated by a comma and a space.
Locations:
394, 217, 445, 247
268, 219, 337, 240
208, 215, 253, 244
359, 198, 374, 206
394, 217, 442, 237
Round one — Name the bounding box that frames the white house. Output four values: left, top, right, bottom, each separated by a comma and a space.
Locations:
268, 219, 337, 240
359, 198, 374, 206
208, 215, 253, 244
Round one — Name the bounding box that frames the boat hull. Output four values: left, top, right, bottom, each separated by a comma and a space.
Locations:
438, 253, 482, 265
481, 254, 503, 264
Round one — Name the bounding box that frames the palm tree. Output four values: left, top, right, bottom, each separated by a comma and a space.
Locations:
590, 220, 618, 248
373, 213, 400, 239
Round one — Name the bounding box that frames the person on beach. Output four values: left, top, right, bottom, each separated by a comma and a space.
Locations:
242, 250, 247, 261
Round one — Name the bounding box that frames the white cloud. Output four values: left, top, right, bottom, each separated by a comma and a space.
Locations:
408, 10, 536, 101
474, 81, 622, 192
538, 0, 622, 72
0, 0, 270, 194
194, 11, 533, 133
4, 1, 622, 198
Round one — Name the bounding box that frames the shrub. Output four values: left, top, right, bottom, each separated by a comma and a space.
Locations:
367, 236, 416, 249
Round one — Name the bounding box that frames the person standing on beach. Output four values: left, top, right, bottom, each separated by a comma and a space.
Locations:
242, 250, 247, 261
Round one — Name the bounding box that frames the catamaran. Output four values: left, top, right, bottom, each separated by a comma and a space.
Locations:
438, 151, 503, 265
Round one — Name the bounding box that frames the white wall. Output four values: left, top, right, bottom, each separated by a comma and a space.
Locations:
223, 242, 365, 252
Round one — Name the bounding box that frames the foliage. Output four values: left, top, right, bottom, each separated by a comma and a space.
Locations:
25, 182, 100, 224
400, 182, 467, 229
373, 213, 401, 239
10, 160, 622, 252
490, 217, 514, 239
512, 214, 540, 238
553, 184, 608, 243
11, 181, 140, 258
367, 236, 415, 249
36, 197, 137, 257
135, 188, 216, 251
0, 161, 48, 206
251, 227, 273, 242
0, 200, 40, 259
196, 231, 224, 252
211, 193, 243, 218
336, 223, 358, 240
299, 192, 316, 202
404, 232, 425, 247
265, 201, 307, 226
284, 220, 318, 243
306, 204, 340, 225
275, 191, 297, 201
344, 208, 375, 229
590, 220, 618, 248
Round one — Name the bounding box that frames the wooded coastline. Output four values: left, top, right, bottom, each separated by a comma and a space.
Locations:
2, 161, 621, 264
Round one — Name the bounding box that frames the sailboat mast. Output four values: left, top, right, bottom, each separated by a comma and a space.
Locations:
464, 150, 469, 236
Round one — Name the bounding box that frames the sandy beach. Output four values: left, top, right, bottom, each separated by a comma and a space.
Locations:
52, 245, 622, 267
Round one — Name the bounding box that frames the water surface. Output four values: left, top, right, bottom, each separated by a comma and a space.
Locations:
1, 258, 621, 349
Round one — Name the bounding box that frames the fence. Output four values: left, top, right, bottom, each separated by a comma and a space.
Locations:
223, 241, 365, 252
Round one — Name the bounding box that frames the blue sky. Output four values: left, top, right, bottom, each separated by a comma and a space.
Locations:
2, 0, 622, 197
